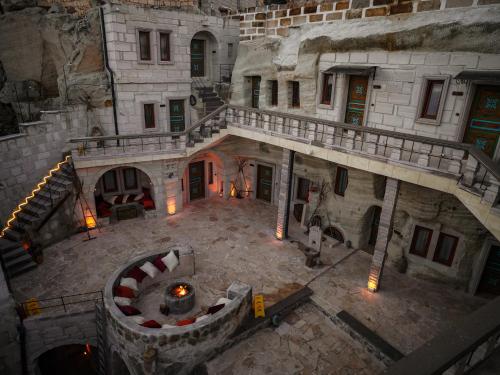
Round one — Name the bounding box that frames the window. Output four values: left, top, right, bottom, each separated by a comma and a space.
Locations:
334, 167, 348, 196
159, 32, 171, 62
103, 170, 118, 193
138, 30, 151, 61
208, 162, 214, 185
409, 225, 433, 258
320, 73, 334, 105
143, 104, 156, 129
228, 43, 234, 58
416, 76, 450, 125
433, 233, 458, 266
169, 99, 185, 132
123, 168, 138, 190
289, 81, 300, 108
269, 80, 278, 106
296, 177, 310, 202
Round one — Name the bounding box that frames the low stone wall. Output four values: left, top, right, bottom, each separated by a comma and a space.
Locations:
236, 0, 500, 40
104, 246, 252, 375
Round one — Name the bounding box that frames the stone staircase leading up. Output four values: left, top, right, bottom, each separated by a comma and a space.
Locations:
185, 111, 228, 150
0, 157, 75, 279
192, 78, 225, 116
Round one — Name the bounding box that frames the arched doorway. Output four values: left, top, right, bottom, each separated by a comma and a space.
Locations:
38, 344, 97, 375
94, 167, 155, 219
190, 31, 218, 82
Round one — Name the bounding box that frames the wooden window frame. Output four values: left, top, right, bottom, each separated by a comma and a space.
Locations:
409, 225, 433, 258
320, 73, 334, 106
157, 30, 172, 64
433, 232, 459, 266
137, 29, 153, 63
416, 75, 451, 126
334, 167, 348, 196
289, 81, 300, 108
142, 102, 158, 131
103, 170, 118, 193
269, 80, 278, 107
123, 168, 138, 191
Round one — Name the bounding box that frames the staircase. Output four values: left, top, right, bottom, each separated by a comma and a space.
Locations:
0, 156, 74, 278
192, 78, 225, 116
185, 108, 228, 149
95, 300, 107, 375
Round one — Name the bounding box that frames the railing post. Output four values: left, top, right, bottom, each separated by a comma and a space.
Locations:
344, 130, 355, 150
417, 143, 432, 167
389, 138, 403, 161
448, 149, 465, 174
365, 133, 378, 154
462, 154, 479, 187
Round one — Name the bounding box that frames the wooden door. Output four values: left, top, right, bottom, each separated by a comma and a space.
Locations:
251, 76, 261, 108
169, 100, 185, 132
256, 165, 273, 202
478, 244, 500, 296
189, 161, 205, 201
463, 85, 500, 158
190, 39, 205, 77
345, 75, 369, 126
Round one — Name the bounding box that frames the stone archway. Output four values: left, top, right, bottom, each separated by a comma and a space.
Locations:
34, 343, 97, 375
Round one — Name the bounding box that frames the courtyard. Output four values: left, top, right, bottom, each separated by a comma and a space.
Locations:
12, 197, 486, 374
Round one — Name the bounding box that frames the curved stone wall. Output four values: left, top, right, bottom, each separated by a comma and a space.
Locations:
103, 245, 252, 375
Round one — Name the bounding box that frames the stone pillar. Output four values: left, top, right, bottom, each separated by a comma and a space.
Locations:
367, 178, 400, 292
276, 149, 294, 240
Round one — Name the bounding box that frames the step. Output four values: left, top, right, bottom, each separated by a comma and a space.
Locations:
0, 238, 20, 252
37, 187, 66, 200
11, 219, 30, 233
1, 246, 27, 261
23, 204, 47, 218
5, 252, 33, 269
28, 195, 52, 209
17, 211, 38, 225
8, 261, 37, 278
2, 228, 23, 242
50, 173, 74, 187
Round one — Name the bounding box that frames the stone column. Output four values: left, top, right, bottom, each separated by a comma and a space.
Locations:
276, 149, 294, 240
367, 177, 400, 292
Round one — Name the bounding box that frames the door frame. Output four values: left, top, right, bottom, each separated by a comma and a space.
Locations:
187, 160, 206, 202
469, 237, 500, 295
252, 161, 276, 205
457, 81, 500, 162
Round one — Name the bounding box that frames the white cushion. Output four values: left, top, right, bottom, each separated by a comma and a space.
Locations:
120, 278, 139, 292
134, 193, 144, 201
161, 324, 175, 329
196, 315, 209, 323
161, 251, 179, 272
216, 297, 231, 306
105, 198, 114, 206
131, 316, 145, 324
139, 261, 159, 279
113, 296, 132, 306
112, 195, 121, 204
122, 194, 130, 203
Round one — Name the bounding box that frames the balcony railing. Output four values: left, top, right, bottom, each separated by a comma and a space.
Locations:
69, 104, 500, 205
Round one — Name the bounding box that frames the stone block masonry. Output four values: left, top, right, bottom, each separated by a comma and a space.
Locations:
276, 149, 293, 240
237, 0, 500, 40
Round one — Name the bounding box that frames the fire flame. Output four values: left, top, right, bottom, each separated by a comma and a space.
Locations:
172, 284, 188, 298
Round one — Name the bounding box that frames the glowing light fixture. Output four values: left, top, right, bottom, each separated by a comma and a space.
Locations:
167, 197, 176, 215
367, 278, 378, 293
1, 156, 71, 237
85, 210, 97, 230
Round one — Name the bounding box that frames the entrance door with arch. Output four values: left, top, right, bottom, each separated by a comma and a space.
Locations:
463, 85, 500, 159
189, 161, 205, 201
256, 164, 273, 202
191, 39, 205, 77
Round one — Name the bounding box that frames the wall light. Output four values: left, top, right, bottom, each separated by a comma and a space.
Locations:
167, 197, 176, 215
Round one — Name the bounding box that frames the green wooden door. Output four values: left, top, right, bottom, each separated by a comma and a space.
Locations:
191, 39, 205, 77
256, 165, 273, 202
478, 245, 500, 296
345, 75, 368, 126
189, 161, 205, 201
169, 100, 185, 132
252, 76, 261, 109
463, 85, 500, 158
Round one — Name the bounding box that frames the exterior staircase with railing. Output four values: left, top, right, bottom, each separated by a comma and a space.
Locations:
192, 77, 225, 116
0, 156, 75, 279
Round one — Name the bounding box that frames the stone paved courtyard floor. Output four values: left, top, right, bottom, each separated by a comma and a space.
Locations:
11, 197, 487, 374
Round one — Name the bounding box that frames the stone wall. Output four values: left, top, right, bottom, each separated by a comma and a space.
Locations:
0, 267, 22, 375
236, 0, 500, 40
23, 310, 97, 375
103, 3, 240, 134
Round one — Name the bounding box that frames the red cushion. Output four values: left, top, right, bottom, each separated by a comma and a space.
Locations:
176, 318, 196, 326
114, 286, 135, 299
152, 255, 166, 272
118, 305, 141, 316
126, 266, 148, 283
143, 198, 155, 210
207, 304, 225, 315
141, 320, 162, 328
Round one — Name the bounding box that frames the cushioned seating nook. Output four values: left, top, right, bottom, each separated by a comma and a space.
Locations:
96, 188, 155, 218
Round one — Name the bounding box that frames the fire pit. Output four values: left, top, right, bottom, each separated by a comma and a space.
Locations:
165, 280, 195, 314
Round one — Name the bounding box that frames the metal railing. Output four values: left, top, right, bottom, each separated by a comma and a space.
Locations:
384, 296, 500, 375
21, 290, 103, 317
219, 64, 234, 84
69, 105, 500, 205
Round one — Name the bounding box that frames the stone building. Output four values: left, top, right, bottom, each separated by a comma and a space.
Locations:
0, 0, 500, 374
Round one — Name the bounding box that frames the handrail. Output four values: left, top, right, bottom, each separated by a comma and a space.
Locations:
21, 290, 103, 316
68, 104, 228, 143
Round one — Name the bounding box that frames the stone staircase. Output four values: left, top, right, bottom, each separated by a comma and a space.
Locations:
186, 111, 228, 149
192, 78, 225, 116
0, 157, 75, 278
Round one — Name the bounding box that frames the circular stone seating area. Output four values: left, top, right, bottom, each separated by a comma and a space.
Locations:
104, 245, 252, 374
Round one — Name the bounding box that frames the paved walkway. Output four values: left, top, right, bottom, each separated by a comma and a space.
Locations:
11, 197, 487, 374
